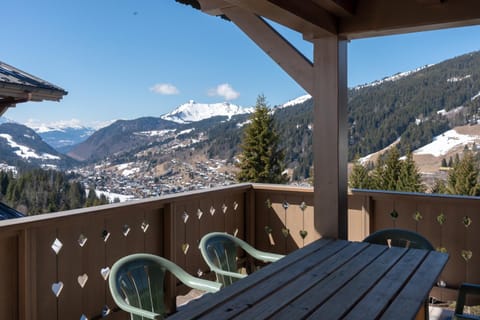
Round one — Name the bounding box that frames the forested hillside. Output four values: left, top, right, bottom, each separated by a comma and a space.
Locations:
0, 169, 108, 215
348, 51, 480, 157
202, 51, 480, 181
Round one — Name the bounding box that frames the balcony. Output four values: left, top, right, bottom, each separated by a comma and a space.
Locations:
0, 183, 478, 319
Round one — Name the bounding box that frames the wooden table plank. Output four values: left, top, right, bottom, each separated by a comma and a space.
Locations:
380, 250, 449, 320
306, 245, 417, 319
343, 247, 429, 320
200, 240, 361, 319
229, 241, 371, 319
168, 239, 449, 320
272, 244, 387, 320
168, 238, 340, 320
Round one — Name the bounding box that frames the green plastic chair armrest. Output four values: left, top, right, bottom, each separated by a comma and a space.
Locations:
160, 257, 222, 293
210, 267, 248, 280
212, 232, 285, 263
241, 245, 285, 262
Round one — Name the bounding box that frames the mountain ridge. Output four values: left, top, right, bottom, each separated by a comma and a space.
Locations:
2, 50, 480, 182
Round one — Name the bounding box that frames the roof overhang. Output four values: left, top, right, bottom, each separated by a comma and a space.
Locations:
0, 61, 68, 116
181, 0, 480, 40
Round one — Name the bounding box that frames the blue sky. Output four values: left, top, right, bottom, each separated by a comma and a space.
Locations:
3, 1, 480, 128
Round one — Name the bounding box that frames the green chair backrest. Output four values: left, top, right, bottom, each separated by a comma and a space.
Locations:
363, 228, 434, 250
109, 253, 221, 320
201, 234, 240, 287
199, 232, 284, 288
111, 255, 168, 320
363, 228, 434, 320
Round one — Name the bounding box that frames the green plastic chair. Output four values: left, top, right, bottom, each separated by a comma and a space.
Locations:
199, 232, 284, 287
454, 283, 480, 320
363, 228, 434, 319
108, 253, 222, 320
363, 228, 434, 250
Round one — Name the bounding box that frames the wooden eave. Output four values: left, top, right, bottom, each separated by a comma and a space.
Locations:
194, 0, 480, 40
0, 61, 68, 115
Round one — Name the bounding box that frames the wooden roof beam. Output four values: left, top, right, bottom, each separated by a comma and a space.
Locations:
340, 0, 480, 39
221, 5, 315, 94
223, 0, 337, 39
311, 0, 356, 17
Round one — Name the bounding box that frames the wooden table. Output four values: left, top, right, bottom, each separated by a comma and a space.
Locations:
169, 238, 449, 320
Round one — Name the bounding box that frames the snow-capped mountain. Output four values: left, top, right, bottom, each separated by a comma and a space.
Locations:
161, 100, 253, 124
0, 122, 76, 169
353, 64, 434, 90
23, 119, 98, 153
277, 94, 312, 109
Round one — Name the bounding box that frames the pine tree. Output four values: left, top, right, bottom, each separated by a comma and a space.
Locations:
372, 146, 402, 191
237, 95, 287, 183
397, 149, 425, 192
349, 157, 372, 189
446, 150, 480, 196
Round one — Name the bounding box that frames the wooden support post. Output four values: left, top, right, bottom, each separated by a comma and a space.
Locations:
312, 36, 348, 239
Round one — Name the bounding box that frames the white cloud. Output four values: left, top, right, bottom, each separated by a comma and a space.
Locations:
150, 83, 179, 95
208, 83, 240, 100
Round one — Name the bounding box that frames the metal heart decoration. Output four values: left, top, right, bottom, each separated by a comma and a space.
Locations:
282, 201, 289, 209
77, 273, 88, 288
413, 211, 423, 222
100, 267, 110, 280
281, 228, 290, 238
463, 216, 472, 228
437, 213, 446, 225
436, 247, 447, 253
299, 230, 308, 239
52, 281, 64, 297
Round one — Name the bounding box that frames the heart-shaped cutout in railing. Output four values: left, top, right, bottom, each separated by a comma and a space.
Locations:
78, 234, 88, 247
102, 305, 111, 317
52, 281, 64, 297
141, 221, 149, 233
123, 225, 131, 237
182, 243, 189, 255
100, 267, 110, 280
77, 273, 88, 288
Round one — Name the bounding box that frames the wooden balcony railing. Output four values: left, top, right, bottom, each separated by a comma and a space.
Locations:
0, 184, 478, 319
